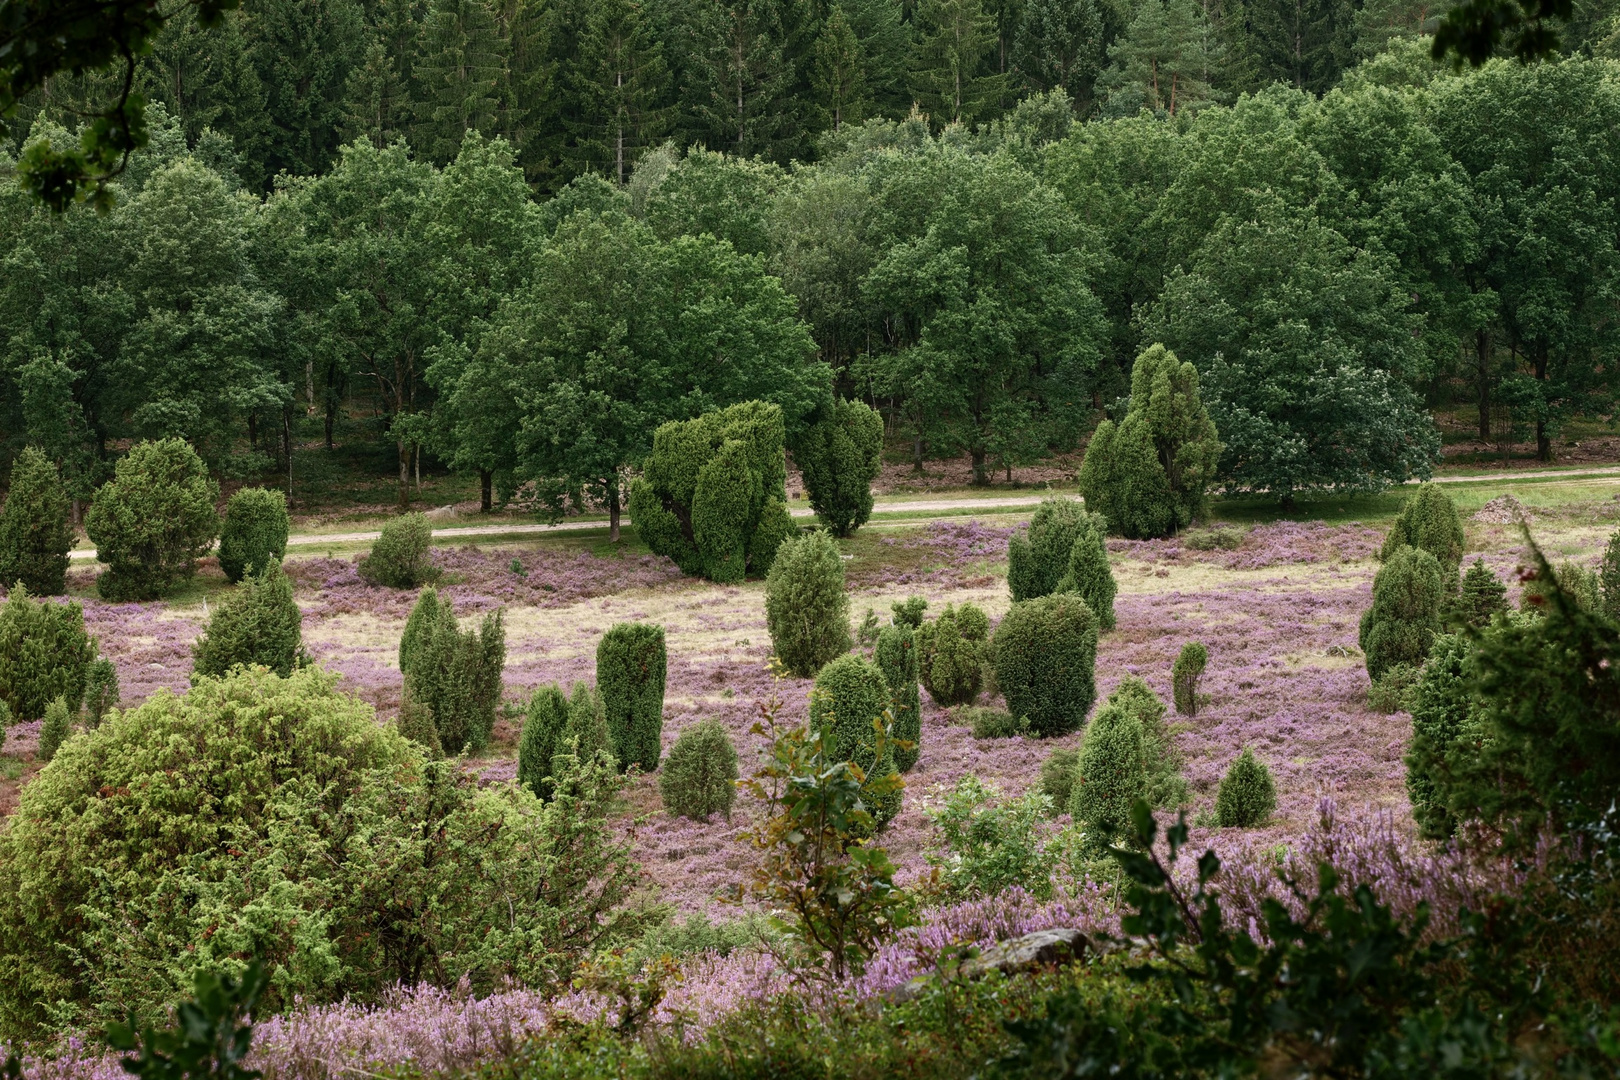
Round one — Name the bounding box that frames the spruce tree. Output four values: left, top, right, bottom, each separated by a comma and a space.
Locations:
1099, 0, 1224, 117
911, 0, 1007, 125
191, 561, 308, 680
812, 6, 871, 131
562, 0, 670, 184
0, 447, 74, 596
412, 0, 509, 165
596, 622, 667, 772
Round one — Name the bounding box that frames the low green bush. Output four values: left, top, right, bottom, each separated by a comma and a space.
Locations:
519, 682, 613, 801
216, 487, 290, 584
764, 531, 851, 678
1359, 545, 1445, 681
916, 603, 987, 706
37, 696, 72, 762
659, 718, 739, 821
1040, 746, 1079, 815
85, 438, 220, 601
1216, 746, 1277, 827
965, 705, 1026, 739
1368, 663, 1420, 713
0, 446, 74, 596
359, 513, 437, 589
0, 585, 96, 721
993, 594, 1098, 737
1172, 642, 1207, 716
597, 623, 667, 772
191, 561, 307, 679
1183, 525, 1245, 551
891, 595, 928, 628
926, 776, 1055, 900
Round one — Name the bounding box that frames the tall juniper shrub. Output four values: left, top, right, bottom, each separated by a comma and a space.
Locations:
1054, 511, 1115, 630
1172, 642, 1207, 716
399, 591, 506, 755
596, 622, 667, 772
916, 602, 988, 706
217, 487, 290, 584
794, 398, 883, 537
659, 719, 739, 821
1216, 746, 1277, 827
191, 561, 307, 679
993, 594, 1098, 737
809, 655, 902, 828
873, 623, 921, 771
1007, 498, 1089, 602
0, 446, 74, 596
85, 438, 219, 601
0, 585, 96, 721
1359, 545, 1445, 682
764, 531, 851, 678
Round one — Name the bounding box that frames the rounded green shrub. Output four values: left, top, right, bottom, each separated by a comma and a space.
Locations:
0, 446, 74, 596
1380, 483, 1465, 580
1215, 747, 1277, 827
396, 688, 442, 760
917, 603, 986, 707
520, 681, 613, 802
809, 654, 901, 827
1359, 546, 1445, 682
1455, 559, 1508, 628
993, 594, 1098, 737
966, 706, 1025, 739
764, 531, 852, 678
191, 561, 307, 680
1106, 676, 1186, 810
891, 595, 928, 629
659, 718, 740, 820
795, 399, 884, 537
217, 487, 290, 583
83, 657, 120, 727
85, 438, 220, 601
37, 695, 72, 762
1008, 498, 1089, 602
1068, 700, 1146, 850
1040, 746, 1079, 815
874, 624, 920, 772
1054, 513, 1115, 631
0, 585, 96, 721
402, 595, 506, 755
359, 512, 437, 589
597, 622, 667, 772
1172, 642, 1207, 716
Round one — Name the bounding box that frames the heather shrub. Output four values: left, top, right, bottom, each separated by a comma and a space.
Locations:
597, 622, 667, 772
83, 657, 119, 727
891, 595, 928, 628
1068, 698, 1146, 851
809, 654, 902, 827
1359, 546, 1445, 681
1453, 558, 1508, 628
0, 665, 640, 1038
1108, 676, 1187, 810
1008, 498, 1089, 601
874, 624, 920, 771
396, 689, 442, 760
190, 561, 307, 680
1053, 512, 1115, 630
1040, 746, 1080, 815
1368, 663, 1420, 713
1172, 642, 1207, 716
926, 776, 1055, 900
1380, 483, 1465, 580
629, 401, 797, 582
402, 595, 506, 755
659, 718, 739, 821
37, 695, 72, 762
1602, 529, 1620, 619
795, 398, 883, 537
0, 446, 73, 595
1216, 747, 1277, 827
358, 512, 437, 589
216, 487, 290, 583
0, 585, 96, 720
85, 438, 219, 601
764, 531, 851, 677
993, 594, 1098, 737
966, 705, 1025, 739
1077, 344, 1219, 539
916, 603, 987, 706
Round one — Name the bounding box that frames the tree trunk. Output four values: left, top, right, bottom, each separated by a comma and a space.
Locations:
413, 443, 421, 494
912, 434, 924, 473
248, 413, 258, 451
325, 400, 335, 450
480, 469, 493, 512
1475, 329, 1491, 442
971, 449, 989, 486
397, 438, 411, 507
283, 408, 293, 495
1535, 346, 1551, 462
608, 483, 622, 543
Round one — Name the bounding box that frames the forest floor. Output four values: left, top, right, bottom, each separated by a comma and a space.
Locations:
9, 473, 1620, 905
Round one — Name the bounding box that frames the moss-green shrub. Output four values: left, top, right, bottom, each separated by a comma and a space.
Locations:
764, 531, 851, 678
1172, 642, 1207, 716
1453, 558, 1508, 629
399, 587, 443, 674
891, 595, 928, 629
1040, 746, 1079, 815
1601, 530, 1620, 620
1069, 700, 1146, 851
83, 657, 119, 727
85, 438, 220, 601
659, 719, 739, 820
37, 696, 72, 762
874, 624, 920, 771
0, 665, 639, 1038
1107, 676, 1187, 810
795, 399, 884, 537
597, 623, 667, 772
966, 706, 1025, 739
217, 487, 290, 583
402, 594, 506, 755
1183, 525, 1245, 551
396, 688, 442, 760
993, 595, 1098, 737
191, 561, 307, 679
519, 683, 569, 800
0, 700, 10, 729
0, 585, 95, 721
809, 655, 901, 827
1008, 498, 1089, 601
629, 401, 797, 582
1077, 344, 1220, 539
1404, 633, 1480, 840
0, 446, 73, 595
1054, 513, 1115, 631
916, 603, 987, 707
1380, 483, 1465, 580
1368, 663, 1420, 714
1215, 747, 1277, 827
1520, 561, 1602, 613
1359, 546, 1445, 682
358, 512, 437, 589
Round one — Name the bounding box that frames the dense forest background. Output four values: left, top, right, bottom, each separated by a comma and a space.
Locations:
2, 0, 1619, 509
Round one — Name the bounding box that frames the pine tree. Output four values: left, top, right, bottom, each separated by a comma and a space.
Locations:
1099, 0, 1223, 118
342, 38, 413, 147
0, 447, 74, 596
682, 0, 804, 160
413, 0, 510, 164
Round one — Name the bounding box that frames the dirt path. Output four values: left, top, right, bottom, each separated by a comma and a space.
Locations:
65, 465, 1620, 561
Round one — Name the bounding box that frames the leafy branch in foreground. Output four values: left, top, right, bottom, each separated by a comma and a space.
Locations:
106, 962, 265, 1080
